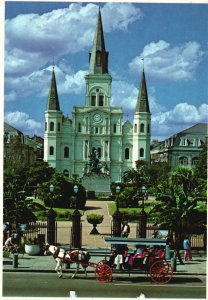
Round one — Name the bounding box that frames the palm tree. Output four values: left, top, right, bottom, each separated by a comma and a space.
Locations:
123, 160, 149, 188
150, 168, 205, 240
169, 166, 196, 198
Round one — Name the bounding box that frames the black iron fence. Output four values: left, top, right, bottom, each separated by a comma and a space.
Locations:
145, 224, 206, 250
14, 221, 205, 250
22, 222, 57, 244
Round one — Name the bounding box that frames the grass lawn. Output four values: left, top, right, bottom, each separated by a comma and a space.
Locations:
31, 198, 84, 221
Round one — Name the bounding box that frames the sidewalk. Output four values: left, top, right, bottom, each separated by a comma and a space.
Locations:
3, 199, 207, 276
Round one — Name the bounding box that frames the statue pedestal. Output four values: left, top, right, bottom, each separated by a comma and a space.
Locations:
82, 174, 111, 195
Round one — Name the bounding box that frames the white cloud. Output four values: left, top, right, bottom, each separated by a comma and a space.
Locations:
5, 3, 141, 78
111, 80, 138, 109
129, 40, 204, 81
4, 111, 43, 136
111, 80, 165, 115
102, 2, 143, 32
151, 103, 208, 140
5, 90, 17, 102
5, 64, 87, 102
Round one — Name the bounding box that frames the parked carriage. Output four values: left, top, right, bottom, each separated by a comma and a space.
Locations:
103, 237, 173, 284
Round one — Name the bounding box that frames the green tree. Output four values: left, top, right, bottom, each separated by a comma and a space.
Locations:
194, 144, 207, 180
123, 160, 149, 188
150, 168, 206, 239
193, 144, 207, 202
25, 161, 55, 195
4, 175, 37, 228
170, 166, 197, 198
117, 187, 138, 208
147, 162, 171, 188
38, 173, 86, 209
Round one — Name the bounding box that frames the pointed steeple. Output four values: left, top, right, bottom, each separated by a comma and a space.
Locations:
135, 69, 150, 113
89, 8, 109, 74
46, 68, 60, 111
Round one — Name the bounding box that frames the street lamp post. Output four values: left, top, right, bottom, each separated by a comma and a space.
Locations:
112, 185, 122, 237
71, 185, 82, 248
47, 184, 57, 244
137, 185, 148, 238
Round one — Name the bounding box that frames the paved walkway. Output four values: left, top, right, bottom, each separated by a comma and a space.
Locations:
57, 199, 137, 248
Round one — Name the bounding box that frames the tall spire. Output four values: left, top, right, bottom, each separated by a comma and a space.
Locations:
46, 68, 60, 111
135, 69, 150, 113
89, 8, 109, 74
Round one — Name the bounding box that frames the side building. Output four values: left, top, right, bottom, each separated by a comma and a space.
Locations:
4, 122, 44, 166
44, 9, 151, 184
150, 123, 207, 169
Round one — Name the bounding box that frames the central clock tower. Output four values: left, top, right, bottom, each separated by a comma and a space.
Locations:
71, 8, 123, 182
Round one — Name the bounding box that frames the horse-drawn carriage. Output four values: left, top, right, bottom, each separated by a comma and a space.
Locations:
46, 237, 173, 284
103, 237, 173, 284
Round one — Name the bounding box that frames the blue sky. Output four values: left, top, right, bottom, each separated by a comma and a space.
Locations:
4, 1, 208, 140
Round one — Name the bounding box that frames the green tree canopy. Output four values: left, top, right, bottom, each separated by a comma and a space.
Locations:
150, 167, 206, 238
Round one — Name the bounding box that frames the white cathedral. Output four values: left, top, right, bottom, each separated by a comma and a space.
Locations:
44, 9, 151, 188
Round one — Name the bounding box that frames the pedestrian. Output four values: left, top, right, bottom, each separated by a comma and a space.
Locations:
114, 245, 128, 271
4, 236, 18, 252
106, 249, 117, 267
152, 231, 158, 238
121, 220, 130, 238
174, 237, 184, 265
183, 236, 192, 261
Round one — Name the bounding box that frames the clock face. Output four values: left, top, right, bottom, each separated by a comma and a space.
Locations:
93, 113, 102, 122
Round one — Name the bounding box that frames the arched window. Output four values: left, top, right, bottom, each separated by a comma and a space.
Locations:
179, 156, 188, 165
134, 124, 137, 133
114, 123, 117, 133
64, 147, 69, 158
86, 117, 89, 132
45, 122, 47, 131
147, 124, 150, 133
78, 122, 82, 132
49, 146, 54, 155
125, 148, 129, 159
140, 123, 144, 133
50, 122, 54, 131
84, 140, 88, 158
97, 147, 101, 158
58, 122, 60, 131
106, 118, 109, 133
91, 95, 96, 106
192, 157, 198, 165
140, 148, 144, 157
99, 95, 104, 106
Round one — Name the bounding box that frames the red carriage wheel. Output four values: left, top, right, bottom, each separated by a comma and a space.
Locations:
95, 263, 112, 283
150, 260, 173, 284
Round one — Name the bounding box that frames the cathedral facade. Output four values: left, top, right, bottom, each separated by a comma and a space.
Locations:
44, 10, 151, 184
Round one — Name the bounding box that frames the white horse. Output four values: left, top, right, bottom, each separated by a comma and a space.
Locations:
45, 244, 91, 279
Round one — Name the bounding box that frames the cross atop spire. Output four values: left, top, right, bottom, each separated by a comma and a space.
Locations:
141, 57, 144, 70
89, 8, 109, 74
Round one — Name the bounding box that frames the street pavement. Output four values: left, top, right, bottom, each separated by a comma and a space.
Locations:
3, 199, 207, 277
